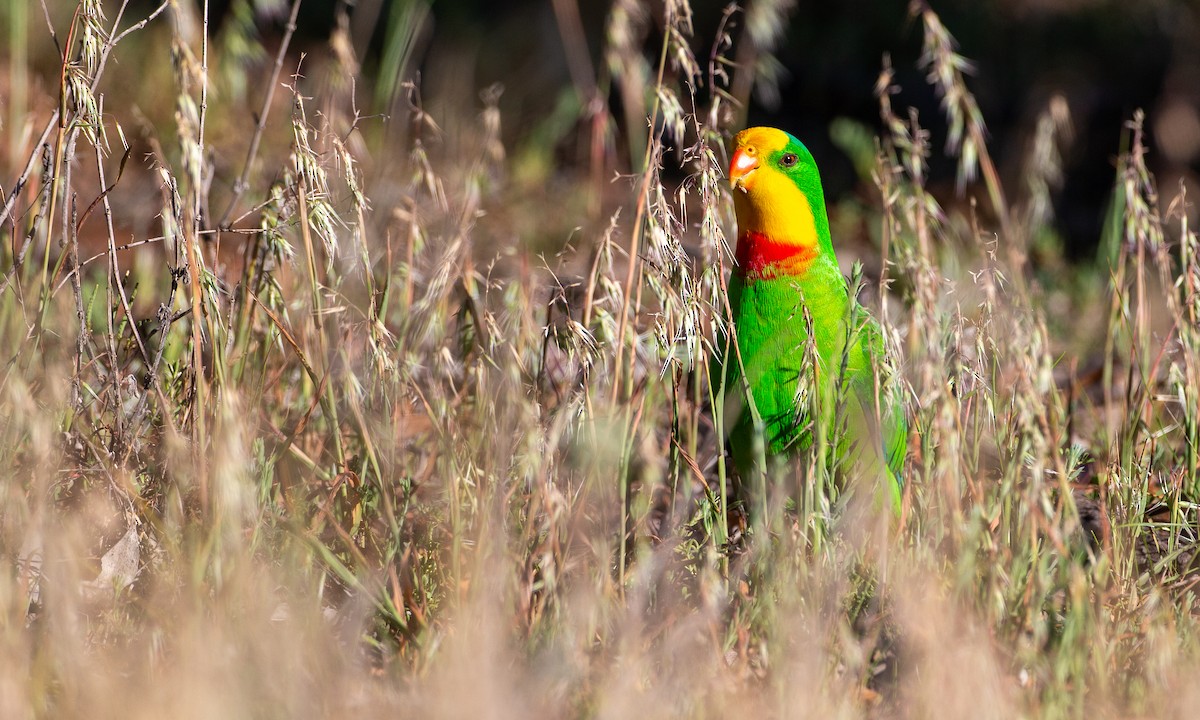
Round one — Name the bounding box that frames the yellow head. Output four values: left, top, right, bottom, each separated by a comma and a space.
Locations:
728, 127, 832, 265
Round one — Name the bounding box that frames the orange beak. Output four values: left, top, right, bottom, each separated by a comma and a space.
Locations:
729, 147, 759, 191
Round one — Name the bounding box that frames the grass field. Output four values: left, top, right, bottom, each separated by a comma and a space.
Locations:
2, 1, 1199, 717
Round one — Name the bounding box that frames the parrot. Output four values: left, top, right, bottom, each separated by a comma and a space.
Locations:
715, 126, 907, 511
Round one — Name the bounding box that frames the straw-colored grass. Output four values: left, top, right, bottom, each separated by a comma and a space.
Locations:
1, 1, 1198, 717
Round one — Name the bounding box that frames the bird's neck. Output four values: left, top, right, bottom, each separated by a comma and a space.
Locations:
734, 230, 821, 279
732, 186, 834, 281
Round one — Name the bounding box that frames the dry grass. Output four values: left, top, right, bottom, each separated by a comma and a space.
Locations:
1, 1, 1199, 718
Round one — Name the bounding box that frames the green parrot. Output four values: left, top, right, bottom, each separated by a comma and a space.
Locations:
716, 126, 906, 510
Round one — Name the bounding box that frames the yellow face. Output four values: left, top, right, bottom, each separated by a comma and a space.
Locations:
729, 127, 819, 252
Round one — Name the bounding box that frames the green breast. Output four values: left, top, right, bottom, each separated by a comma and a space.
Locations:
722, 260, 850, 466
719, 259, 905, 491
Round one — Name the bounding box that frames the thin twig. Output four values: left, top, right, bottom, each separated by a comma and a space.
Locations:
185, 0, 213, 506
94, 133, 152, 373
109, 1, 169, 48
68, 193, 87, 411
218, 0, 305, 229
0, 112, 58, 230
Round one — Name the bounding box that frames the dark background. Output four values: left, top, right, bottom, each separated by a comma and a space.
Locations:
195, 0, 1200, 259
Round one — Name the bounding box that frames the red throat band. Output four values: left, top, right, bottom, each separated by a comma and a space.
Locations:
734, 230, 818, 279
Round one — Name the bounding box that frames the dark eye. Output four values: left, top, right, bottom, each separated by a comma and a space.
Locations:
780, 153, 799, 168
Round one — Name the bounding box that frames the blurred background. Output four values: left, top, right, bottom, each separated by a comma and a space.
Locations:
241, 0, 1199, 260
418, 0, 1200, 262
4, 0, 1199, 260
